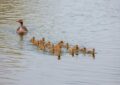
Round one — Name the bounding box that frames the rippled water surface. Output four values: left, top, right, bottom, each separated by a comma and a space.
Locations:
0, 0, 120, 85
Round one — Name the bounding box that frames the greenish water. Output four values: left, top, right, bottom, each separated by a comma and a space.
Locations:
0, 0, 120, 85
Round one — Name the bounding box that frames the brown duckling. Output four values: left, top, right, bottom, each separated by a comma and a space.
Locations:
45, 41, 52, 49
39, 44, 46, 51
58, 40, 64, 48
53, 44, 62, 57
68, 47, 75, 57
30, 36, 35, 43
63, 42, 69, 50
74, 45, 79, 55
49, 44, 55, 54
30, 37, 39, 46
39, 38, 45, 45
80, 47, 86, 53
38, 41, 46, 51
86, 48, 95, 54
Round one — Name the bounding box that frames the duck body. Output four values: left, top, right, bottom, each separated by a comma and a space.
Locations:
16, 19, 28, 35
17, 26, 28, 35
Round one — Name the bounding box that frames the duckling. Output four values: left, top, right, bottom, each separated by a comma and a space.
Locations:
68, 47, 75, 57
30, 37, 39, 46
16, 19, 28, 35
42, 37, 45, 42
86, 48, 95, 55
57, 55, 61, 60
49, 44, 54, 54
34, 40, 39, 46
54, 44, 62, 58
80, 47, 86, 53
74, 45, 79, 55
38, 41, 46, 51
58, 40, 64, 48
45, 41, 52, 49
66, 43, 69, 50
30, 37, 35, 43
63, 42, 69, 50
39, 37, 45, 45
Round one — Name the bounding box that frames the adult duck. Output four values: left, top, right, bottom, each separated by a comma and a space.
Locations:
16, 19, 28, 35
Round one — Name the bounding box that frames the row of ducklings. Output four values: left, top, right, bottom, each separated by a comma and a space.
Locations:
30, 37, 95, 58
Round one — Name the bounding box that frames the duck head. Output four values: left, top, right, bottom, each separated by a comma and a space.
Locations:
16, 19, 23, 25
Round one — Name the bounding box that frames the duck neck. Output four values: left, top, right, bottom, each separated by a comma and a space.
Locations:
20, 22, 23, 26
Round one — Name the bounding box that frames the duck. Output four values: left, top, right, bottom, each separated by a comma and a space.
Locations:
16, 19, 28, 35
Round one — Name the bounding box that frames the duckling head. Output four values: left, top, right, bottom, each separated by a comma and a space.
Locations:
42, 37, 45, 41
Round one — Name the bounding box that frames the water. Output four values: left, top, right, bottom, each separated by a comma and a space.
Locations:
0, 0, 120, 85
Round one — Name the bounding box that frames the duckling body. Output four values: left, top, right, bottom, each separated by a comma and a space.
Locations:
62, 42, 69, 50
39, 43, 46, 51
30, 37, 35, 43
30, 37, 39, 46
54, 44, 62, 57
68, 47, 75, 57
86, 48, 95, 58
58, 41, 64, 48
38, 38, 46, 51
16, 19, 28, 35
74, 45, 79, 55
80, 47, 86, 53
49, 44, 55, 54
45, 41, 52, 49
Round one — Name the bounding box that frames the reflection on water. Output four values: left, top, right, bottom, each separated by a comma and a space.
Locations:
0, 0, 120, 85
